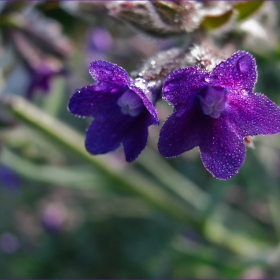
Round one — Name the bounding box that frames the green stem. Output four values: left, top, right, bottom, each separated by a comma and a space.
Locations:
4, 95, 199, 228
138, 147, 211, 215
138, 147, 273, 253
3, 95, 273, 256
0, 146, 104, 190
172, 235, 244, 274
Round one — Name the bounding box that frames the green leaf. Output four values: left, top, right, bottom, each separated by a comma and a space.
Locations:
202, 10, 233, 30
234, 1, 264, 22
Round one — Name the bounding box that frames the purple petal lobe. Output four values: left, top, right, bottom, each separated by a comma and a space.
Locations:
163, 67, 209, 109
158, 106, 203, 157
89, 60, 130, 85
228, 93, 280, 136
68, 83, 124, 117
123, 113, 150, 162
130, 84, 159, 125
211, 51, 257, 93
200, 118, 245, 180
85, 106, 133, 155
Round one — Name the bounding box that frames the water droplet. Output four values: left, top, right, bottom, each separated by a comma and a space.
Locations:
237, 56, 251, 73
111, 88, 118, 93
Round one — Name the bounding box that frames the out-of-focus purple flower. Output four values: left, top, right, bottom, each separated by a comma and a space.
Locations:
10, 30, 68, 99
0, 165, 20, 192
89, 28, 113, 53
26, 60, 66, 99
41, 204, 65, 233
69, 60, 159, 162
158, 51, 280, 180
86, 28, 113, 62
1, 6, 72, 99
0, 232, 19, 254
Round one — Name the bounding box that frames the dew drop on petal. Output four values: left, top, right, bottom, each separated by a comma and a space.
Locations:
111, 88, 119, 93
237, 56, 251, 73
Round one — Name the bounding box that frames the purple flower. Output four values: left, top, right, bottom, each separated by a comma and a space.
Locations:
158, 51, 280, 180
68, 60, 159, 161
88, 28, 113, 53
0, 165, 20, 192
26, 61, 66, 99
41, 204, 65, 233
0, 232, 19, 254
85, 28, 113, 64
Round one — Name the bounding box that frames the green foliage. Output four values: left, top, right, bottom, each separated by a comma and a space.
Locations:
235, 1, 264, 22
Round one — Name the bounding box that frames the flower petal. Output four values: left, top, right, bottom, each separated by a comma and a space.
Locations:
123, 112, 150, 162
228, 93, 280, 136
85, 106, 134, 155
162, 67, 209, 109
158, 105, 203, 157
89, 60, 130, 85
130, 84, 159, 125
68, 83, 124, 117
199, 117, 245, 180
211, 51, 257, 93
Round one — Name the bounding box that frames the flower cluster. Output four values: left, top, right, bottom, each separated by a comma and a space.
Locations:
69, 51, 280, 180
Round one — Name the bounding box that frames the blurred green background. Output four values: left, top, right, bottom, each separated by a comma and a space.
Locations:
1, 1, 280, 278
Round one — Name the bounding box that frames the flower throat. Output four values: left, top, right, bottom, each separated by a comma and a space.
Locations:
198, 85, 228, 118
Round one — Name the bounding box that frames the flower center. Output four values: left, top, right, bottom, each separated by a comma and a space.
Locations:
117, 89, 144, 117
198, 86, 227, 118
